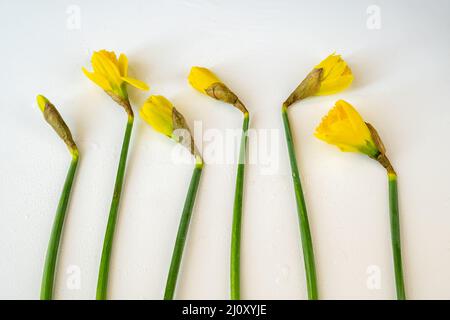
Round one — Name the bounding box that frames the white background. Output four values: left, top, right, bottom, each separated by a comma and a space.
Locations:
1, 0, 449, 300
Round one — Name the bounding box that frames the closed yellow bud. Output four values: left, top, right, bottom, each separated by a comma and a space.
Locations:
314, 53, 353, 96
315, 100, 378, 157
140, 95, 199, 156
82, 50, 149, 103
188, 66, 222, 94
37, 95, 49, 113
188, 66, 248, 114
139, 95, 174, 138
36, 95, 77, 155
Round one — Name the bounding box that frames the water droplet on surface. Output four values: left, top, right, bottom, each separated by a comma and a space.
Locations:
90, 142, 100, 150
275, 264, 290, 285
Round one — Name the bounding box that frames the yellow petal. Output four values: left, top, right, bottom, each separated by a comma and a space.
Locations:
84, 50, 148, 99
335, 144, 360, 153
316, 74, 354, 95
118, 53, 128, 77
92, 52, 122, 89
315, 53, 342, 78
188, 66, 221, 94
122, 76, 149, 91
98, 50, 118, 64
36, 95, 49, 112
139, 95, 174, 137
82, 67, 111, 91
91, 52, 110, 76
315, 100, 378, 157
326, 58, 348, 80
313, 53, 353, 96
98, 52, 121, 79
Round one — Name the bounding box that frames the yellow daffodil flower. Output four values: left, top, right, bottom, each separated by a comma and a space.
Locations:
315, 100, 379, 157
315, 100, 404, 299
280, 54, 352, 300
82, 50, 149, 101
188, 66, 248, 114
139, 95, 174, 138
283, 53, 353, 107
314, 53, 353, 96
85, 50, 149, 299
188, 66, 222, 94
140, 95, 199, 156
188, 66, 250, 299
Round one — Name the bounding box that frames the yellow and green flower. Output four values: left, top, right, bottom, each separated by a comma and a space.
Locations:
188, 66, 249, 300
140, 94, 203, 299
283, 53, 353, 108
315, 100, 405, 299
281, 53, 353, 300
83, 49, 148, 299
315, 100, 379, 157
36, 95, 79, 300
82, 50, 148, 103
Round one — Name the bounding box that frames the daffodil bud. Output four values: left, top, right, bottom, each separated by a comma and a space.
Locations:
188, 66, 221, 94
188, 66, 247, 114
140, 95, 200, 157
284, 53, 354, 108
37, 95, 77, 155
283, 69, 323, 108
314, 53, 353, 96
82, 50, 149, 115
315, 100, 395, 174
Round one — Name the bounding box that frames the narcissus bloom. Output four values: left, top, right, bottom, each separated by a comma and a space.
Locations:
188, 66, 222, 94
84, 50, 149, 299
140, 95, 198, 156
283, 53, 353, 107
82, 50, 149, 101
315, 100, 379, 157
188, 66, 248, 114
314, 100, 403, 298
139, 95, 174, 138
314, 53, 353, 96
281, 54, 352, 299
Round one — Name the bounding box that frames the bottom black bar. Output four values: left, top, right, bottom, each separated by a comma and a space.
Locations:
1, 300, 448, 318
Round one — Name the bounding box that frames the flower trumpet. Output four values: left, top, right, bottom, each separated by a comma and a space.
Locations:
37, 95, 79, 300
140, 95, 203, 300
188, 66, 249, 300
281, 53, 353, 300
315, 100, 406, 299
82, 50, 149, 299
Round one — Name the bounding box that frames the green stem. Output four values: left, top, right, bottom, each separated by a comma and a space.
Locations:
40, 151, 79, 300
230, 113, 249, 300
281, 105, 318, 300
96, 116, 133, 300
388, 173, 406, 300
164, 159, 203, 300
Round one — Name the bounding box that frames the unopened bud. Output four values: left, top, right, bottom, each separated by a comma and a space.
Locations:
36, 95, 77, 155
283, 68, 322, 108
